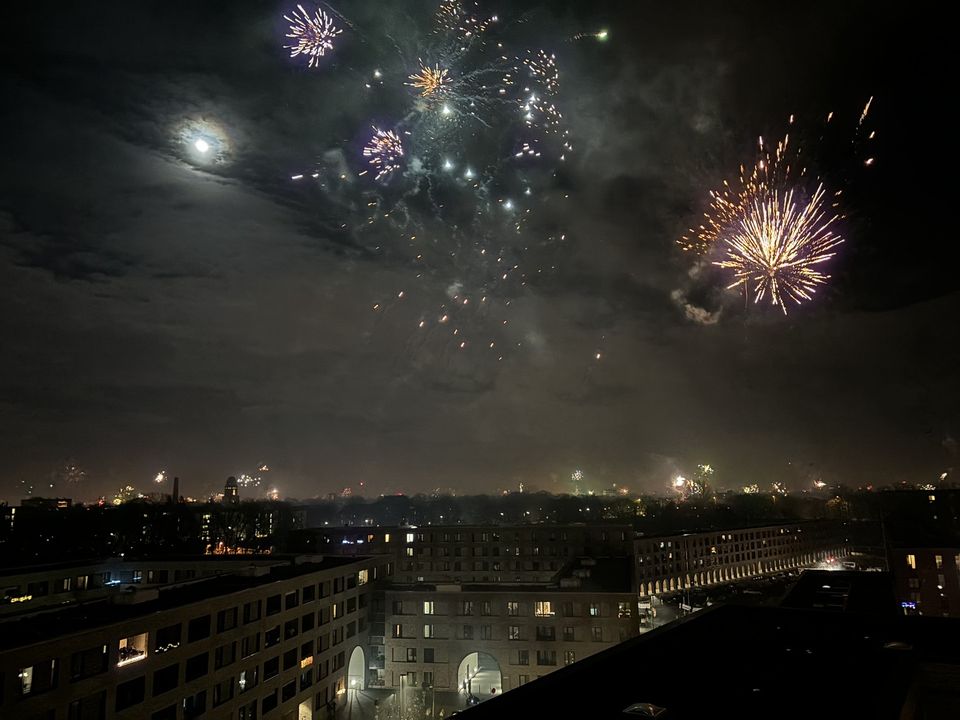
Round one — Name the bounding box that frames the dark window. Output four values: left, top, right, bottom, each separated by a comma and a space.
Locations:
182, 690, 207, 720
285, 590, 299, 610
155, 624, 182, 653
262, 689, 278, 714
284, 619, 298, 640
21, 658, 58, 696
185, 652, 209, 682
424, 648, 435, 663
217, 607, 238, 633
283, 648, 298, 671
188, 615, 211, 642
115, 676, 146, 711
299, 668, 313, 691
281, 679, 297, 702
152, 664, 179, 696
243, 600, 262, 624
215, 641, 237, 669
70, 645, 108, 681
238, 700, 257, 720
67, 691, 106, 720
27, 580, 49, 597
302, 612, 315, 633
264, 656, 280, 680
303, 585, 315, 603
241, 633, 260, 658
265, 626, 280, 648
212, 677, 234, 707
151, 705, 176, 720
301, 640, 314, 659
266, 594, 281, 616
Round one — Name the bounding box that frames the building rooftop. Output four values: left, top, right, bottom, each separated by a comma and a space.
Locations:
455, 602, 960, 719
0, 555, 364, 652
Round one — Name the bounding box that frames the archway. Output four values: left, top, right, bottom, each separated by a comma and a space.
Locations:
348, 645, 365, 690
457, 652, 502, 701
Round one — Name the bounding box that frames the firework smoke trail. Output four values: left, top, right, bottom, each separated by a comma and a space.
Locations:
714, 184, 843, 313
284, 4, 343, 67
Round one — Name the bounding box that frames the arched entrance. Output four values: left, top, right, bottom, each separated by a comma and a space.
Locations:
457, 652, 502, 701
348, 645, 365, 690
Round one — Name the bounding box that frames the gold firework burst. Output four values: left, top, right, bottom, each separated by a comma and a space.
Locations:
407, 62, 451, 97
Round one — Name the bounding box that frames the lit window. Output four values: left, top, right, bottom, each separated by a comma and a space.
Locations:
423, 601, 435, 615
534, 601, 554, 617
118, 633, 148, 666
358, 569, 369, 586
406, 533, 415, 543
618, 602, 631, 618
935, 555, 943, 569
508, 625, 520, 640
907, 554, 916, 570
423, 624, 435, 639
589, 603, 600, 617
20, 659, 57, 696
384, 533, 391, 543
507, 601, 519, 616
564, 651, 576, 666
405, 548, 414, 557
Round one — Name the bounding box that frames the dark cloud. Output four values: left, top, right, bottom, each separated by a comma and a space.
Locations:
0, 0, 955, 500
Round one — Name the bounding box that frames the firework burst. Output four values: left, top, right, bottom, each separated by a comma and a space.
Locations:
363, 128, 405, 180
680, 132, 803, 255
407, 62, 451, 98
714, 184, 843, 313
284, 4, 343, 67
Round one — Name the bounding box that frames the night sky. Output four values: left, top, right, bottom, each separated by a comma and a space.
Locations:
1, 0, 955, 501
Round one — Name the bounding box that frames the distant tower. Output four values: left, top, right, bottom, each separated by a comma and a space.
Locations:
172, 476, 180, 504
224, 476, 240, 505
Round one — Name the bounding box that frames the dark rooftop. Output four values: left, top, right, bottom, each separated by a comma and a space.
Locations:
455, 602, 960, 720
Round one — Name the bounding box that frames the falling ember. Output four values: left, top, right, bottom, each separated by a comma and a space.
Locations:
283, 4, 343, 68
407, 62, 451, 97
859, 96, 873, 125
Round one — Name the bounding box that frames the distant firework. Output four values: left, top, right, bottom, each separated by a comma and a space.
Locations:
279, 2, 580, 367
362, 128, 405, 180
283, 4, 343, 67
407, 62, 451, 97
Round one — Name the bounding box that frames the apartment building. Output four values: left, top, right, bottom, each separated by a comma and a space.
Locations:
890, 547, 960, 617
383, 559, 639, 697
0, 555, 386, 720
306, 524, 635, 585
635, 520, 847, 596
